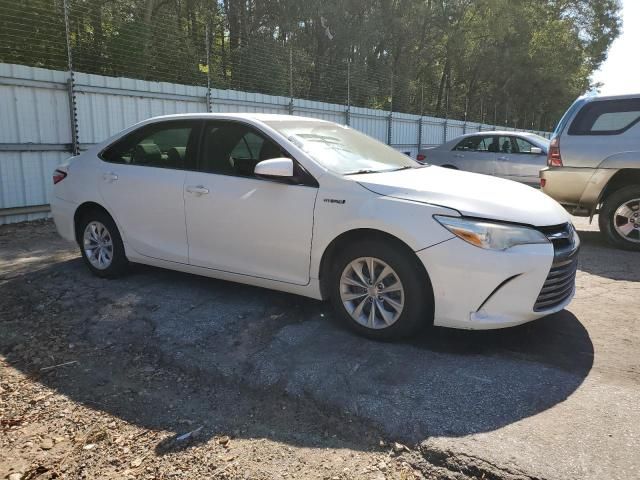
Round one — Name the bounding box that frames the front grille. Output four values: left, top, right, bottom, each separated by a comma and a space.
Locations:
533, 223, 579, 312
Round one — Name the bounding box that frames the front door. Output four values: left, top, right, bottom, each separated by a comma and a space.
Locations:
450, 134, 498, 176
495, 136, 546, 186
184, 121, 318, 285
98, 120, 199, 264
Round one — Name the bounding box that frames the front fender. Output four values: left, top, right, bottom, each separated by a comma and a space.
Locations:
310, 189, 457, 279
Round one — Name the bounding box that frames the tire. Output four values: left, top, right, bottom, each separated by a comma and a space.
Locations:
78, 209, 129, 278
598, 185, 640, 251
329, 239, 433, 340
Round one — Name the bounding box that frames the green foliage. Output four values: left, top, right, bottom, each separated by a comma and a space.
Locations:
0, 0, 621, 129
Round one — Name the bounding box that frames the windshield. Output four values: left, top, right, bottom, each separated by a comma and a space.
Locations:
524, 133, 551, 148
263, 120, 420, 175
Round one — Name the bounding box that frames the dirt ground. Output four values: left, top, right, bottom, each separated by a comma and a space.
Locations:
1, 218, 638, 480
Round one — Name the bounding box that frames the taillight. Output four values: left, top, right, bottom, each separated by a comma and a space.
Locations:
547, 137, 563, 167
417, 154, 426, 163
540, 178, 547, 188
53, 169, 67, 185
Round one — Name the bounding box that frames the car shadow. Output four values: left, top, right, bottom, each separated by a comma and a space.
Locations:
575, 229, 640, 282
0, 256, 593, 450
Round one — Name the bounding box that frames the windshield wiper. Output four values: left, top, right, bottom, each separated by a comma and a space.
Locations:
344, 166, 415, 176
390, 166, 414, 172
343, 169, 382, 175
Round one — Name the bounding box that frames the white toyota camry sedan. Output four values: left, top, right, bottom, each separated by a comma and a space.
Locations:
51, 113, 579, 340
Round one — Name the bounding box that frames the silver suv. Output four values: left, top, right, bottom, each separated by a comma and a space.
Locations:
540, 94, 640, 250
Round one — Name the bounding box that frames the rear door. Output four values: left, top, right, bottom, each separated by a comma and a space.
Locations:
448, 135, 497, 176
98, 120, 200, 264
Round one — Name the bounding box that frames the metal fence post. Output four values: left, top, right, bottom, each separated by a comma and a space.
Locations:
205, 21, 212, 112
288, 44, 294, 115
417, 85, 424, 152
345, 60, 351, 126
463, 96, 468, 134
443, 87, 449, 142
387, 72, 393, 145
63, 0, 79, 155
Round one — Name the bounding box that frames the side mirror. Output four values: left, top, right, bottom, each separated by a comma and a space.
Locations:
254, 158, 294, 178
530, 147, 543, 155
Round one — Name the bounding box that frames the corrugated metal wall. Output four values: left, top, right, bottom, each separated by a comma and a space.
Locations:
0, 63, 550, 224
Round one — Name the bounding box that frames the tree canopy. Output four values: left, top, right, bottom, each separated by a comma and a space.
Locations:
0, 0, 621, 129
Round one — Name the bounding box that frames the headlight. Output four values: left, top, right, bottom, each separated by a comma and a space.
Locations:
434, 216, 550, 251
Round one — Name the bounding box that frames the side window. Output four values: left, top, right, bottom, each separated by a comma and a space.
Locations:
514, 137, 536, 154
102, 122, 196, 169
200, 122, 285, 177
568, 98, 640, 135
454, 137, 480, 151
497, 136, 513, 153
477, 136, 494, 152
229, 131, 265, 161
454, 136, 494, 152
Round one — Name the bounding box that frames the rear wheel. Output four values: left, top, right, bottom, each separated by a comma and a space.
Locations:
78, 210, 129, 277
329, 239, 433, 340
599, 185, 640, 251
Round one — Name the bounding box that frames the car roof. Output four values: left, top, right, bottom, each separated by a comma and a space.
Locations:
141, 113, 333, 123
453, 130, 545, 138
581, 93, 640, 102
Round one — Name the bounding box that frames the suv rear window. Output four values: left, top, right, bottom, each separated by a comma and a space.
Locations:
568, 98, 640, 135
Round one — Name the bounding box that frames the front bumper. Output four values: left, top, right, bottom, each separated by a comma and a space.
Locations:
418, 233, 577, 330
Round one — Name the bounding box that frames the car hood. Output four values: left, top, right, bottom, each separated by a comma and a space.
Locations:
355, 166, 570, 227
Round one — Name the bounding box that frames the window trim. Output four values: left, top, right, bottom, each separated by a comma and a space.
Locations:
197, 119, 319, 188
568, 99, 640, 136
98, 119, 203, 171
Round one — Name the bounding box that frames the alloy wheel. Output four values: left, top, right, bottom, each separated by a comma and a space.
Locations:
83, 221, 114, 270
613, 198, 640, 243
339, 257, 405, 329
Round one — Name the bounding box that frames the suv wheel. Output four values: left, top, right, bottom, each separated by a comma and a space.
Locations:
79, 210, 129, 277
599, 185, 640, 251
329, 239, 433, 340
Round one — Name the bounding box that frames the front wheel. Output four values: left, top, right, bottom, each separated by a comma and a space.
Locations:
329, 240, 433, 340
599, 185, 640, 251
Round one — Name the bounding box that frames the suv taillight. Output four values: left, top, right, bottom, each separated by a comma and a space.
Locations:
53, 169, 67, 185
416, 153, 426, 163
547, 137, 563, 167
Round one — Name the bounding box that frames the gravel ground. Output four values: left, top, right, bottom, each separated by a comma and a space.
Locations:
0, 217, 638, 480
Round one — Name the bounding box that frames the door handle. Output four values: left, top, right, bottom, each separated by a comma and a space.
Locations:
186, 185, 210, 195
454, 153, 464, 158
497, 156, 508, 161
102, 172, 118, 182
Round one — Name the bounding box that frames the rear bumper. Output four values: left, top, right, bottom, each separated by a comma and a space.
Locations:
417, 236, 575, 330
540, 167, 617, 215
50, 195, 77, 243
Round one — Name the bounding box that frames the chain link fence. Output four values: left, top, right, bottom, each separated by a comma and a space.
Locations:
1, 0, 553, 129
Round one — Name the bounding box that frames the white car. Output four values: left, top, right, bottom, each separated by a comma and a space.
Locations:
418, 131, 550, 187
51, 114, 579, 340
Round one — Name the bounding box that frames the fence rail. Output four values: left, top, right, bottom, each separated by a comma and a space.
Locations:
0, 62, 550, 225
